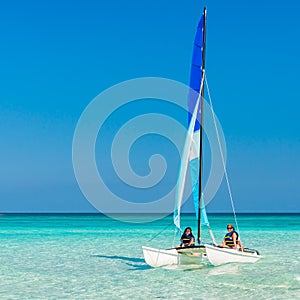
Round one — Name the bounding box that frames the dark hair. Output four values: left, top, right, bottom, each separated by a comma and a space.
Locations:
184, 227, 192, 234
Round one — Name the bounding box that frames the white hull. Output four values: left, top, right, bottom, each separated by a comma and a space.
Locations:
142, 246, 179, 267
205, 244, 261, 266
142, 246, 206, 267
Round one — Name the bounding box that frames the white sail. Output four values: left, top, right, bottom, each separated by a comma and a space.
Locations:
173, 93, 201, 231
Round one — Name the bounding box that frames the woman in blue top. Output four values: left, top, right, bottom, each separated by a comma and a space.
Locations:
180, 227, 195, 247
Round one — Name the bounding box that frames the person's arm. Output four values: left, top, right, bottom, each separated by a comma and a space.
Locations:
187, 236, 194, 246
220, 237, 228, 247
238, 240, 244, 251
219, 238, 225, 247
233, 233, 238, 249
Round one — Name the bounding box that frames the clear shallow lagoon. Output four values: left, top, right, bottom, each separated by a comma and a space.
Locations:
0, 214, 299, 299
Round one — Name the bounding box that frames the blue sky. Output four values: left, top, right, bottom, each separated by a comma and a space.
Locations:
0, 0, 299, 213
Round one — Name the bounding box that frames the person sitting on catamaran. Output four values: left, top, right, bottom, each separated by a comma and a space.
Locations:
180, 227, 195, 247
221, 224, 244, 250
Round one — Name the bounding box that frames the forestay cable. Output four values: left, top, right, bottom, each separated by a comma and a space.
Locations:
204, 75, 242, 244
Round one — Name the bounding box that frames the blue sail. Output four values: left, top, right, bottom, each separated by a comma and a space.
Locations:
188, 15, 204, 132
173, 10, 209, 233
188, 11, 209, 226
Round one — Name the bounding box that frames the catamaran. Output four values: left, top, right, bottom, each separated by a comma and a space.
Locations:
142, 7, 261, 267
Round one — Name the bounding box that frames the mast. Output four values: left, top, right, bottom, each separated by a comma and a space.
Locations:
197, 7, 207, 244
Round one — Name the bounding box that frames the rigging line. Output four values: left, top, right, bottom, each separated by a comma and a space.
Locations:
204, 74, 242, 243
147, 219, 176, 243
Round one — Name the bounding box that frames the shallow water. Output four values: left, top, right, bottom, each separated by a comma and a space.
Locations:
0, 214, 299, 299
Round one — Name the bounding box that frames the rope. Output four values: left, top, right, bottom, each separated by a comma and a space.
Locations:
147, 219, 176, 243
204, 75, 242, 244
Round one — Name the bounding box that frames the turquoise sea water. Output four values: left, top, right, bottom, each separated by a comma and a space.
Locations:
0, 214, 299, 299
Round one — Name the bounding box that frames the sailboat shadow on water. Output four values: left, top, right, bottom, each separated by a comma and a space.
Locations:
142, 6, 261, 268
92, 255, 151, 270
